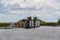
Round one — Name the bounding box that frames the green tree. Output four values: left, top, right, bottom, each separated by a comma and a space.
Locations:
58, 19, 60, 24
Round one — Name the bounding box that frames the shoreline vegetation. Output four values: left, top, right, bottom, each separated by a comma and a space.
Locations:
0, 19, 60, 29
0, 19, 60, 27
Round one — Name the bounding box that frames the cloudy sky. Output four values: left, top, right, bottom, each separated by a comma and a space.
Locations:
0, 0, 60, 22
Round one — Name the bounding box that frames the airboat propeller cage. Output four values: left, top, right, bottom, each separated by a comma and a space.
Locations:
26, 16, 40, 28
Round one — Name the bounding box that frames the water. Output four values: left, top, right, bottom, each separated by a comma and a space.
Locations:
0, 26, 60, 40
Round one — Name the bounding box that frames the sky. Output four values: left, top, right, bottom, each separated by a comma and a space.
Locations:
0, 0, 60, 22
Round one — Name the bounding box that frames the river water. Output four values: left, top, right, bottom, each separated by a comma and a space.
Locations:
0, 26, 60, 40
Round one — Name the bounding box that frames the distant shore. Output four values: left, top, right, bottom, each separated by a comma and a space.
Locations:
0, 22, 59, 27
